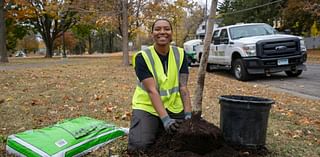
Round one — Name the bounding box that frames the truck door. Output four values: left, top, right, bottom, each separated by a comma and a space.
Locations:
210, 30, 221, 64
214, 29, 228, 64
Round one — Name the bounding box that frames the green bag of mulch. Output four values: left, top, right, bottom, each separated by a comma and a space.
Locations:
6, 116, 129, 157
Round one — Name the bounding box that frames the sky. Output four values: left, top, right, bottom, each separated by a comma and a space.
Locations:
195, 0, 225, 10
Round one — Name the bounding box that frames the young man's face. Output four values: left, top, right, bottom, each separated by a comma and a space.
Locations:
152, 20, 172, 46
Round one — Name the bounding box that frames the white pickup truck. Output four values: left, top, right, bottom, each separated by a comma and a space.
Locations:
195, 23, 307, 81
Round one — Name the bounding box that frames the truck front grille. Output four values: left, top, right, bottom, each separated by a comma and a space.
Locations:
257, 38, 301, 58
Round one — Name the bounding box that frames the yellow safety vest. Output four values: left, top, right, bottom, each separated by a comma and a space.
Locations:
132, 45, 184, 116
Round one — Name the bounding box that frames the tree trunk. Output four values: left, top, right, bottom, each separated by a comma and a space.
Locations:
44, 39, 54, 58
122, 0, 129, 66
0, 0, 8, 63
100, 33, 104, 53
192, 0, 218, 118
88, 34, 93, 54
109, 32, 113, 52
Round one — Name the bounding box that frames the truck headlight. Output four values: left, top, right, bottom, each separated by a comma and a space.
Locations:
300, 40, 307, 52
243, 44, 256, 56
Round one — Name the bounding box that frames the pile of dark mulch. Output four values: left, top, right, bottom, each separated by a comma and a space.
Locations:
128, 117, 269, 157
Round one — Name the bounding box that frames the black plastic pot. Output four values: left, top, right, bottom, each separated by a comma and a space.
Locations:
219, 95, 274, 148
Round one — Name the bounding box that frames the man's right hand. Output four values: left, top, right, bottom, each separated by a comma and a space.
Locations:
161, 115, 181, 134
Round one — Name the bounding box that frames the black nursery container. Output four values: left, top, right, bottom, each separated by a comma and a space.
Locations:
219, 95, 274, 148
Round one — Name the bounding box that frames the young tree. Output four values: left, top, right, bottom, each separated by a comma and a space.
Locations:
192, 0, 218, 117
0, 0, 8, 62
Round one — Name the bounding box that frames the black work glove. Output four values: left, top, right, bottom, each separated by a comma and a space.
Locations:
161, 115, 182, 134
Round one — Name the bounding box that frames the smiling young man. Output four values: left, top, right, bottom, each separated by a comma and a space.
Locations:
128, 19, 192, 152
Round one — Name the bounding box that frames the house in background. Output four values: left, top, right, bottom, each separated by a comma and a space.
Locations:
195, 20, 219, 40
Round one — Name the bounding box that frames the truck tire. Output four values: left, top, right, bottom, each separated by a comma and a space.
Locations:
206, 63, 213, 72
232, 59, 250, 81
285, 70, 302, 77
187, 56, 192, 66
198, 53, 202, 63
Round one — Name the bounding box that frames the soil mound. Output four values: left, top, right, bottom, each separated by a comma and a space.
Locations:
129, 117, 269, 157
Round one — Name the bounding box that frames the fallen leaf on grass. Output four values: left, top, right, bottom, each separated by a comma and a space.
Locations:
93, 94, 102, 100
31, 99, 42, 106
69, 107, 76, 111
49, 110, 58, 114
6, 97, 13, 102
75, 97, 83, 103
106, 107, 113, 112
296, 117, 311, 125
313, 120, 320, 125
17, 127, 26, 132
125, 111, 131, 117
63, 95, 71, 101
113, 115, 120, 121
121, 114, 127, 120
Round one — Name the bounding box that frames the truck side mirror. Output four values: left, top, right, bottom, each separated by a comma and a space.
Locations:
213, 37, 220, 45
221, 38, 229, 44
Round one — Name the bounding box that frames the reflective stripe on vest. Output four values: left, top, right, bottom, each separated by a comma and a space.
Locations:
137, 46, 180, 96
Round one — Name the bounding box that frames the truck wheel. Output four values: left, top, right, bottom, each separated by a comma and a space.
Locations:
206, 63, 213, 72
198, 53, 202, 63
232, 59, 250, 81
285, 70, 302, 77
187, 56, 192, 66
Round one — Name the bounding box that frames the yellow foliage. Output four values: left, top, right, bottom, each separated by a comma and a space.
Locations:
310, 21, 319, 37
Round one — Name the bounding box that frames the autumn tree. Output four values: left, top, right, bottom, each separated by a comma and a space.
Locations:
54, 31, 78, 54
7, 0, 79, 58
310, 21, 319, 37
282, 0, 315, 35
304, 0, 320, 16
71, 24, 94, 54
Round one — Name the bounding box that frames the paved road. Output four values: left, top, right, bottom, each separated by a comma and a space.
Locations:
0, 59, 71, 71
202, 63, 320, 100
250, 63, 320, 100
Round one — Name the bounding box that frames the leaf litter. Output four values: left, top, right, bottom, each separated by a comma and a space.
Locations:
0, 55, 319, 156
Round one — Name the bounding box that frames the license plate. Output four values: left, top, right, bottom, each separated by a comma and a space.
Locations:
278, 59, 288, 65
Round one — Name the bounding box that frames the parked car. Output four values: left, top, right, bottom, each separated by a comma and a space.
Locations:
183, 39, 202, 66
15, 51, 26, 57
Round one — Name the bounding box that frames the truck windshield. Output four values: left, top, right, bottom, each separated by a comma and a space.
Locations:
229, 24, 278, 40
